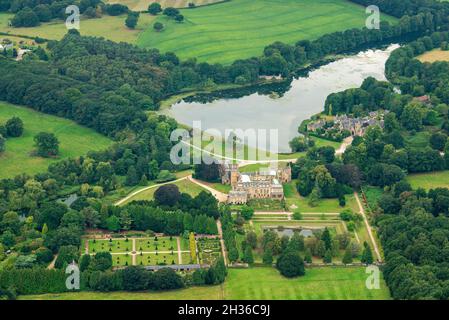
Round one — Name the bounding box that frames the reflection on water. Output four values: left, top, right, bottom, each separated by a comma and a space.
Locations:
166, 44, 399, 152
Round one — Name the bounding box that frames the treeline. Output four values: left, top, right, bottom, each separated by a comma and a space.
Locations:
0, 258, 227, 295
376, 185, 449, 299
1, 0, 129, 28
350, 0, 449, 19
386, 31, 449, 104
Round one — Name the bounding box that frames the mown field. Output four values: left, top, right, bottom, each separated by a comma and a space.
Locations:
406, 171, 449, 190
106, 0, 223, 11
418, 49, 449, 63
137, 0, 397, 64
0, 13, 155, 43
0, 102, 112, 178
20, 266, 390, 300
119, 177, 208, 205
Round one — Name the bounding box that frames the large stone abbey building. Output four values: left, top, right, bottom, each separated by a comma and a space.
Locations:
219, 163, 292, 204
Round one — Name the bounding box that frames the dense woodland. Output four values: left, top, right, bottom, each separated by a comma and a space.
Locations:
311, 31, 449, 299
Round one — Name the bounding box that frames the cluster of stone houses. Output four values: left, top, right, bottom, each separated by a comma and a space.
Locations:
219, 162, 291, 204
307, 110, 388, 137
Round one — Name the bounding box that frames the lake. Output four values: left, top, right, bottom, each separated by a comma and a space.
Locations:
165, 44, 399, 153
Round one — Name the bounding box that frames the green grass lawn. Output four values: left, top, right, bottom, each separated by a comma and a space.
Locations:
137, 0, 396, 64
136, 252, 179, 265
224, 267, 390, 300
87, 239, 132, 253
406, 171, 449, 190
106, 0, 223, 11
362, 186, 383, 212
112, 254, 132, 267
404, 131, 431, 149
0, 13, 155, 43
284, 181, 359, 213
121, 178, 208, 204
136, 237, 178, 252
20, 267, 390, 300
0, 102, 112, 178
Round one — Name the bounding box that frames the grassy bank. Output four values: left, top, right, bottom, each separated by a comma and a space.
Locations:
137, 0, 397, 64
20, 266, 390, 300
0, 101, 113, 178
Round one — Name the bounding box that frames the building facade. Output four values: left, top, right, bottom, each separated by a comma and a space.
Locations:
220, 163, 291, 204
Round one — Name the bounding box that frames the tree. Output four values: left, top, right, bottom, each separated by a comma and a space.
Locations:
262, 248, 273, 265
54, 245, 79, 269
35, 247, 53, 264
90, 252, 113, 271
342, 247, 353, 264
430, 132, 448, 151
304, 248, 312, 263
151, 268, 184, 290
106, 215, 121, 232
79, 254, 91, 272
240, 206, 254, 220
120, 266, 149, 291
11, 8, 40, 27
243, 245, 254, 264
125, 12, 139, 29
400, 103, 424, 131
34, 132, 59, 157
163, 7, 179, 17
153, 22, 164, 32
323, 250, 332, 263
321, 228, 332, 251
125, 166, 139, 186
5, 117, 23, 137
361, 242, 374, 264
276, 252, 305, 278
148, 3, 162, 15
154, 184, 181, 206
175, 14, 184, 23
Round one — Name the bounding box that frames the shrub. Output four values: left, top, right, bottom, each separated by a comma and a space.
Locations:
276, 252, 305, 278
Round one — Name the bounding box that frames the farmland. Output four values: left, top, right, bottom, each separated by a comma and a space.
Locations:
20, 267, 390, 300
0, 102, 112, 178
0, 13, 155, 43
137, 0, 397, 64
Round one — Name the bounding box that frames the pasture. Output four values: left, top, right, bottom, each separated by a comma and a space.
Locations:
20, 267, 390, 300
137, 0, 397, 64
0, 102, 112, 178
106, 0, 224, 11
418, 49, 449, 63
283, 181, 359, 213
0, 13, 155, 43
119, 178, 208, 205
406, 171, 449, 190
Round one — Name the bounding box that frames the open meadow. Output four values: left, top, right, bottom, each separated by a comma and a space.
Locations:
105, 0, 224, 11
406, 171, 449, 190
137, 0, 397, 64
418, 49, 449, 63
19, 266, 390, 300
0, 102, 112, 178
0, 13, 155, 43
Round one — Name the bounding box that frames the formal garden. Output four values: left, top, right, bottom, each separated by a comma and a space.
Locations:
197, 237, 222, 265
84, 235, 194, 267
